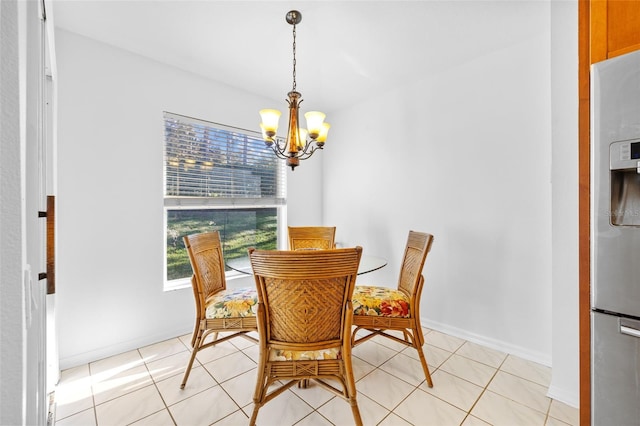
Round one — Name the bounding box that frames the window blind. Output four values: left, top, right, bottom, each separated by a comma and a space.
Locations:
163, 112, 286, 207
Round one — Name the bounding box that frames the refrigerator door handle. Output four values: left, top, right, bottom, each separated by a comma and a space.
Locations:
620, 318, 640, 338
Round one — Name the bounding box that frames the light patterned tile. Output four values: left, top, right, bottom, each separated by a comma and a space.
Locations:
352, 355, 376, 381
212, 409, 250, 425
177, 333, 193, 348
380, 351, 429, 386
319, 392, 389, 426
289, 380, 335, 409
156, 365, 217, 406
195, 340, 242, 365
356, 394, 393, 426
241, 344, 260, 364
378, 412, 412, 426
545, 416, 572, 426
370, 331, 411, 352
394, 388, 467, 426
60, 331, 579, 426
249, 390, 313, 425
145, 350, 192, 382
500, 355, 551, 387
353, 341, 398, 367
129, 409, 174, 425
425, 330, 466, 352
229, 333, 259, 350
356, 368, 416, 410
548, 399, 579, 426
54, 407, 96, 426
403, 343, 453, 370
295, 411, 333, 425
471, 390, 547, 426
219, 367, 258, 408
55, 365, 94, 420
92, 364, 153, 405
168, 384, 240, 425
89, 350, 144, 375
95, 385, 165, 425
456, 341, 507, 368
203, 350, 256, 383
59, 363, 91, 383
138, 338, 188, 363
422, 369, 484, 412
487, 371, 551, 414
439, 354, 497, 387
462, 414, 491, 425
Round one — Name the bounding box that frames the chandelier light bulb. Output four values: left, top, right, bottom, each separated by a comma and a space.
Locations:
316, 123, 331, 144
304, 111, 326, 139
259, 109, 281, 137
297, 129, 308, 149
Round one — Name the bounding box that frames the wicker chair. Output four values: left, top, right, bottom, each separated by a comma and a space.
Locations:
287, 226, 336, 250
248, 247, 363, 426
180, 231, 258, 389
351, 231, 435, 387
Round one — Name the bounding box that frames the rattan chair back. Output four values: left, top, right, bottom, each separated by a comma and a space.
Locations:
184, 231, 227, 317
287, 226, 336, 250
397, 230, 433, 299
248, 246, 363, 426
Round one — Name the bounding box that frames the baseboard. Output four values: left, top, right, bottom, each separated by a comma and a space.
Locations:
421, 317, 552, 367
58, 326, 192, 370
547, 383, 579, 409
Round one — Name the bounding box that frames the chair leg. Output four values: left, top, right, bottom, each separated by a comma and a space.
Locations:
249, 404, 260, 426
350, 401, 363, 426
181, 332, 202, 389
413, 328, 433, 388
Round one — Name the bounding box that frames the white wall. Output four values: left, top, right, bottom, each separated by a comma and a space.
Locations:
324, 0, 578, 401
326, 27, 553, 360
549, 0, 579, 407
0, 1, 27, 422
54, 29, 321, 368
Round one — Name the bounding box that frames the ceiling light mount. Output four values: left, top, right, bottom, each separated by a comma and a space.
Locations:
285, 10, 302, 25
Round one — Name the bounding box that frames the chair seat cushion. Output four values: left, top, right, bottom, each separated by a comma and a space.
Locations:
352, 285, 411, 318
205, 287, 258, 319
268, 346, 341, 361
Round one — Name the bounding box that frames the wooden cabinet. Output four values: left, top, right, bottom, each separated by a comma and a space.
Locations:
591, 0, 640, 62
579, 1, 640, 424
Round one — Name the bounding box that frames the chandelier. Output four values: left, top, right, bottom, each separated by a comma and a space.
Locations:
259, 10, 330, 171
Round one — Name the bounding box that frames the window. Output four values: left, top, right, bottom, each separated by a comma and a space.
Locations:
163, 112, 286, 287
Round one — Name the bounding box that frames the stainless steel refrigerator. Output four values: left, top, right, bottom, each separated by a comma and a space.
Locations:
591, 49, 640, 426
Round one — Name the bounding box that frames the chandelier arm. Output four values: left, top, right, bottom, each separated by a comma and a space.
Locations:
269, 141, 291, 160
294, 143, 323, 161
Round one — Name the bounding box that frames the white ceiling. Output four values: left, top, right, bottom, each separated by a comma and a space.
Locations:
51, 0, 544, 112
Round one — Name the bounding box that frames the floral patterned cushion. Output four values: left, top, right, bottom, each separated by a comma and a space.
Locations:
205, 287, 258, 319
268, 347, 341, 361
352, 286, 410, 318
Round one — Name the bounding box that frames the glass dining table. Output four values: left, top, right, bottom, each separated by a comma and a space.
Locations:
226, 253, 387, 276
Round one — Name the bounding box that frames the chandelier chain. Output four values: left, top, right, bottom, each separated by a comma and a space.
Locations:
292, 23, 297, 91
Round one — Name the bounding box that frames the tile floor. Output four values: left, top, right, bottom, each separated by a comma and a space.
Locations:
53, 329, 579, 425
